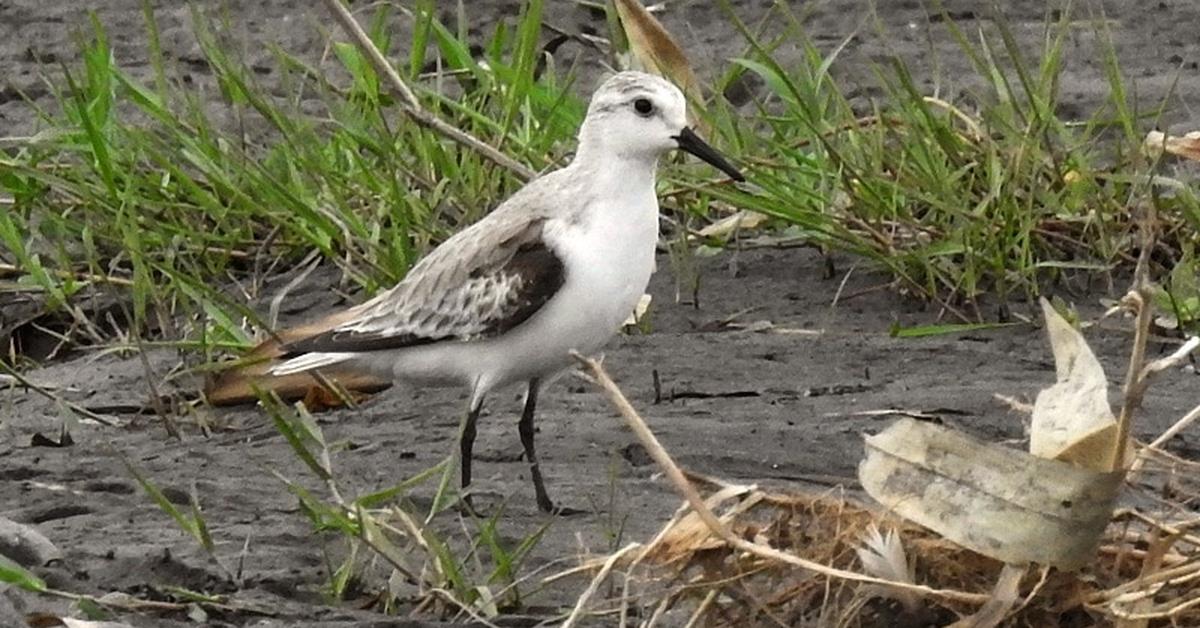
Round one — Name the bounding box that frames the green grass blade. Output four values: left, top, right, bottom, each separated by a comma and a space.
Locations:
355, 458, 450, 509
0, 553, 48, 592
120, 454, 200, 540
889, 321, 1023, 338
263, 395, 333, 481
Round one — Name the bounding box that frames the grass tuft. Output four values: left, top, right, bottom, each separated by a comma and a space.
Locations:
3, 3, 1197, 371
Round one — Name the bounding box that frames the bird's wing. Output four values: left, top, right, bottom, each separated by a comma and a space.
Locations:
279, 214, 564, 356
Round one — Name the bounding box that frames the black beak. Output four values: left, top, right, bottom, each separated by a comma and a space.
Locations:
673, 127, 745, 182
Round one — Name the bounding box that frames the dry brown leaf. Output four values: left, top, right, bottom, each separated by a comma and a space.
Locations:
1143, 130, 1200, 161
1031, 297, 1123, 470
860, 418, 1123, 569
300, 381, 374, 411
613, 0, 704, 121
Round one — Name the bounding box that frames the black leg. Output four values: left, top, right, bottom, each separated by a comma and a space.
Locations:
519, 379, 559, 513
460, 398, 483, 513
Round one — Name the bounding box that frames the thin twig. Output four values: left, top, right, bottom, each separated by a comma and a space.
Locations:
319, 0, 536, 181
683, 588, 720, 628
0, 373, 74, 392
1140, 335, 1200, 381
1012, 566, 1052, 616
268, 255, 322, 330
0, 361, 118, 426
132, 333, 180, 441
1113, 210, 1159, 470
0, 262, 135, 286
1128, 335, 1200, 475
788, 114, 902, 149
1139, 403, 1200, 463
1089, 560, 1200, 603
922, 96, 984, 141
39, 585, 274, 616
561, 543, 641, 628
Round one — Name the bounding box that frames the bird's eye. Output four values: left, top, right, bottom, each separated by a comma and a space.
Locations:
633, 98, 654, 116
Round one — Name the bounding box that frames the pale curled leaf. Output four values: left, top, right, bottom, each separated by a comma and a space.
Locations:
860, 418, 1123, 569
1030, 297, 1122, 470
1143, 130, 1200, 161
613, 0, 704, 121
622, 293, 652, 327
694, 210, 768, 240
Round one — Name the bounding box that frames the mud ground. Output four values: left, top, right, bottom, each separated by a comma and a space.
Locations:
2, 1, 1200, 626
4, 1, 1200, 138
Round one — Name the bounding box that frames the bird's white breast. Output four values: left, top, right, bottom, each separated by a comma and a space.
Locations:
550, 193, 660, 341
471, 179, 660, 390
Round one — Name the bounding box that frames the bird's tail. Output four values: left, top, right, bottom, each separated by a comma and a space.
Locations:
203, 309, 391, 406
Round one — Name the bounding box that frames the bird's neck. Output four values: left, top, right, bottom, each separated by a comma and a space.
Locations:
573, 121, 661, 184
557, 156, 659, 238
571, 146, 659, 196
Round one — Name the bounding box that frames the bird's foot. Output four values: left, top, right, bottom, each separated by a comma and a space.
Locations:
549, 504, 588, 517
537, 497, 587, 517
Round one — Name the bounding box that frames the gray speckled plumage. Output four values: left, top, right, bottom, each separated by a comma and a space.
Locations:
241, 70, 743, 513
284, 216, 558, 354
273, 166, 591, 368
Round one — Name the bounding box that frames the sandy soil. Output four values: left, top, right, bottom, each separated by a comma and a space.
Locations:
2, 1, 1200, 626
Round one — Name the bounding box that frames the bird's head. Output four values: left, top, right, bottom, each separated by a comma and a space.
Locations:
578, 71, 744, 181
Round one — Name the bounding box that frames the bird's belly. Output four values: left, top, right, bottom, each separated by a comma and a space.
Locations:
545, 261, 651, 351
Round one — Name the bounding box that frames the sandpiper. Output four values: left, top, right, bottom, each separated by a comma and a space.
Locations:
207, 71, 744, 513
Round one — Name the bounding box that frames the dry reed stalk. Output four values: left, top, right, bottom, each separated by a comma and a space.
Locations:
569, 351, 991, 607
319, 0, 536, 181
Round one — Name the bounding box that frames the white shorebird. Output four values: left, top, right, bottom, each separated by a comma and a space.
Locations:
207, 71, 744, 512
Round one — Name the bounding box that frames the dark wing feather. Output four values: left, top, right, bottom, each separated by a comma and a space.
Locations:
280, 219, 564, 356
